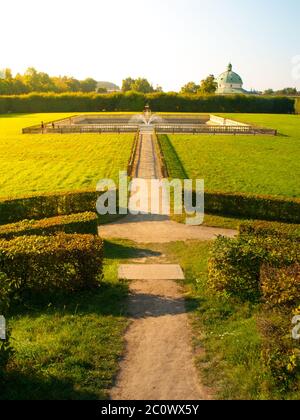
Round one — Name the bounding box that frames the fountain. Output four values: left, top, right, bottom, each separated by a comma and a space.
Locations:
129, 105, 164, 130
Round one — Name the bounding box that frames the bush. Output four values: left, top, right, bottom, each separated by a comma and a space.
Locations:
0, 272, 15, 375
0, 233, 104, 295
239, 220, 300, 242
257, 309, 300, 390
208, 236, 263, 300
204, 191, 300, 224
261, 264, 300, 308
0, 92, 295, 114
0, 212, 98, 239
208, 236, 300, 301
0, 189, 99, 225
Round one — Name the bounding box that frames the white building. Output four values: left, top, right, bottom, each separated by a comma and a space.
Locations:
216, 63, 249, 94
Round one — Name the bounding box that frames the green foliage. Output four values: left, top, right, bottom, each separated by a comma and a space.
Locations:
0, 190, 100, 225
208, 235, 300, 301
295, 98, 300, 114
0, 212, 98, 239
261, 264, 300, 308
204, 191, 300, 224
239, 220, 300, 241
257, 310, 300, 391
0, 233, 104, 296
0, 67, 98, 95
208, 236, 262, 300
180, 82, 200, 95
198, 74, 217, 94
0, 92, 295, 113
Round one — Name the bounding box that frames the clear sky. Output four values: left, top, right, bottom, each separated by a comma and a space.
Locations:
1, 0, 300, 91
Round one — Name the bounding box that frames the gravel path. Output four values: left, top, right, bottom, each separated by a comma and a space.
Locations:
107, 132, 230, 400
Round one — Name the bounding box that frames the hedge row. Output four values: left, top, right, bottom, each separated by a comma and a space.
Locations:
295, 98, 300, 114
0, 92, 295, 114
208, 236, 300, 301
1, 188, 299, 227
0, 231, 103, 374
239, 220, 300, 242
0, 189, 99, 225
0, 233, 103, 300
0, 212, 98, 239
203, 191, 300, 224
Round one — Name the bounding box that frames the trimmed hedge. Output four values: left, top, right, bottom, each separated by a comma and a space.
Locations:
0, 232, 103, 374
295, 98, 300, 114
0, 212, 98, 239
208, 236, 300, 301
0, 189, 99, 225
204, 191, 300, 224
261, 264, 300, 308
1, 188, 299, 227
239, 220, 300, 242
0, 92, 295, 114
0, 233, 103, 295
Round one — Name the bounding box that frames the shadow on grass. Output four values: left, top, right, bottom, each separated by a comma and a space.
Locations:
0, 370, 101, 400
104, 240, 162, 260
158, 134, 188, 179
9, 281, 128, 319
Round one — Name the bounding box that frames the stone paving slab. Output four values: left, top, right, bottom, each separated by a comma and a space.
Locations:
118, 264, 185, 280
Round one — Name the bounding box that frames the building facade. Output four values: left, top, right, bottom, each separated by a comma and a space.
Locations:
216, 63, 248, 94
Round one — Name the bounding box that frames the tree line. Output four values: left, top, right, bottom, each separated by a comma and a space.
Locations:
1, 67, 299, 96
0, 68, 99, 95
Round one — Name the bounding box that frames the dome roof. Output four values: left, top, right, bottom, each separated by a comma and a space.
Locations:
217, 63, 243, 85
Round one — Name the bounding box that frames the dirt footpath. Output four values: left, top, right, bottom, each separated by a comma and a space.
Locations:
110, 278, 211, 401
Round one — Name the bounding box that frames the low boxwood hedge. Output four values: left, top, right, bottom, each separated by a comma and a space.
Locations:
239, 220, 300, 242
204, 191, 300, 224
0, 233, 104, 296
0, 212, 98, 239
0, 189, 99, 225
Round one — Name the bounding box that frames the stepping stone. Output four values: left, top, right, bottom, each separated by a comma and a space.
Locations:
118, 264, 185, 280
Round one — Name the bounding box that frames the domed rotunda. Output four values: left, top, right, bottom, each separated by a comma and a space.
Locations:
216, 63, 248, 94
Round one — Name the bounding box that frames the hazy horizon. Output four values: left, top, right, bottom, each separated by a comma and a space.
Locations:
1, 0, 300, 92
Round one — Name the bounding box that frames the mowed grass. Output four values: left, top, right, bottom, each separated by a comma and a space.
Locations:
159, 114, 300, 198
0, 113, 134, 198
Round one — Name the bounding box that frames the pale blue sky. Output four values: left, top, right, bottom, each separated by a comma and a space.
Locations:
1, 0, 300, 91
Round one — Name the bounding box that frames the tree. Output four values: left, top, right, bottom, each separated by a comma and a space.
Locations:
277, 87, 298, 96
180, 82, 200, 94
122, 77, 135, 92
97, 87, 108, 93
198, 75, 217, 94
264, 89, 274, 95
122, 77, 154, 93
80, 78, 97, 92
132, 78, 154, 93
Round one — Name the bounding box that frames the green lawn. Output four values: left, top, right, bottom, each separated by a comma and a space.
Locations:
159, 114, 300, 198
0, 114, 134, 198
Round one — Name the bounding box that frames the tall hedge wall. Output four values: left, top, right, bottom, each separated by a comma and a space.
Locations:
295, 97, 300, 114
0, 92, 295, 114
